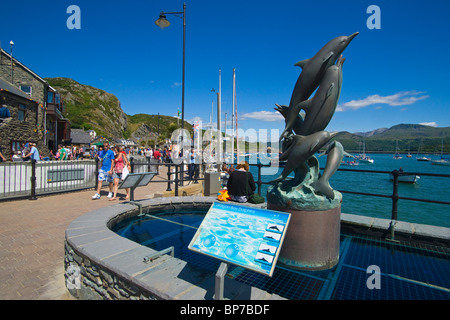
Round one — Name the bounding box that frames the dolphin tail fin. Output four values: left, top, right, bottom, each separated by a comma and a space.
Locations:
274, 104, 289, 118
311, 178, 335, 199
294, 59, 310, 69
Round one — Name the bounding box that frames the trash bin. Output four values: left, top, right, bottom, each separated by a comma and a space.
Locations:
204, 171, 221, 196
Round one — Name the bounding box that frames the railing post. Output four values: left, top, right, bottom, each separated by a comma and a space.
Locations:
94, 157, 99, 188
391, 170, 399, 221
257, 163, 262, 195
130, 158, 135, 200
180, 160, 184, 187
29, 159, 37, 200
166, 163, 172, 192
174, 164, 179, 196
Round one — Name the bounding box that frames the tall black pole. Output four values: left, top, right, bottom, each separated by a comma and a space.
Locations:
181, 2, 186, 130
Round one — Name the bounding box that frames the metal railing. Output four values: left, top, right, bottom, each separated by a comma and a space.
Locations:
2, 158, 449, 230
0, 159, 97, 200
249, 163, 450, 222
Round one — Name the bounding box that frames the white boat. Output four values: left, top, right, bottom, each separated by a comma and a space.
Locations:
393, 140, 402, 159
431, 136, 450, 165
432, 159, 450, 166
390, 172, 420, 183
357, 138, 374, 163
358, 155, 374, 163
416, 139, 430, 161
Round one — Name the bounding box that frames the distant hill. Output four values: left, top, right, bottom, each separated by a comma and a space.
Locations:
45, 77, 192, 143
45, 77, 448, 152
335, 124, 450, 153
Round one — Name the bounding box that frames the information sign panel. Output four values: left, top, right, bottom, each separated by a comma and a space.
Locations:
188, 202, 291, 276
119, 172, 156, 189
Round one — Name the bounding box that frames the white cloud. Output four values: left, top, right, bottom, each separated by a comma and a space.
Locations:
171, 82, 182, 88
419, 122, 438, 127
336, 91, 429, 112
240, 111, 284, 122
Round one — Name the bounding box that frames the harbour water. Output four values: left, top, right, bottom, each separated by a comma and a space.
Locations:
248, 153, 450, 228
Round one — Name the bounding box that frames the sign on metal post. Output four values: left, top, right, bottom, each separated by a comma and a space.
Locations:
119, 172, 157, 201
188, 202, 291, 277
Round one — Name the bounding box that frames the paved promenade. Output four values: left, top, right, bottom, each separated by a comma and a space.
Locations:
0, 174, 171, 300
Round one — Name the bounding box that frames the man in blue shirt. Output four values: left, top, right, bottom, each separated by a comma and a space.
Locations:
92, 142, 114, 200
24, 143, 40, 161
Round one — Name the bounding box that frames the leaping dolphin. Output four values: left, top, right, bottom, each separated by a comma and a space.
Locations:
296, 55, 345, 136
270, 131, 338, 184
280, 32, 359, 140
312, 141, 348, 199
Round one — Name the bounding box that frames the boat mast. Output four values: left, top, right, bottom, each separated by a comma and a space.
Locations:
234, 68, 239, 164
217, 69, 222, 166
231, 68, 235, 165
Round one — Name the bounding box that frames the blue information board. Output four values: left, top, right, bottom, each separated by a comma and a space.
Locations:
188, 202, 291, 276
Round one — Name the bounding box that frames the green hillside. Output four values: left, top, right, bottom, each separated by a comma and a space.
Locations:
46, 77, 192, 142
335, 124, 450, 154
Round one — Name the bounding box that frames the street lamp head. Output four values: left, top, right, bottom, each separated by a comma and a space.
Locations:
9, 40, 14, 47
155, 12, 170, 29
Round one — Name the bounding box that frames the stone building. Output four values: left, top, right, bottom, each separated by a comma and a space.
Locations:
0, 48, 70, 153
0, 78, 45, 160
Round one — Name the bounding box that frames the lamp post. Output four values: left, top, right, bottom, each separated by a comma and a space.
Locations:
155, 3, 186, 131
9, 40, 14, 83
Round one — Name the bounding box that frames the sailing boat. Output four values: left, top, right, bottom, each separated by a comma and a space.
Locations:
357, 137, 374, 163
407, 141, 412, 157
416, 139, 431, 161
432, 136, 450, 166
393, 140, 402, 159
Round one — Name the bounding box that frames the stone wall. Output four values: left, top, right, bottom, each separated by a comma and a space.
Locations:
0, 91, 50, 159
64, 241, 156, 300
0, 50, 47, 130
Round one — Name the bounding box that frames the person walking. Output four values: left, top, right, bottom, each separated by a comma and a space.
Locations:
109, 146, 131, 201
92, 142, 114, 200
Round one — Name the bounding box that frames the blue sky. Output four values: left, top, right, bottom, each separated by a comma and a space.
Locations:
1, 0, 449, 136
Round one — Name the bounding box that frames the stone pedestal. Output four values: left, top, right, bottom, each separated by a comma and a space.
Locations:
268, 203, 341, 271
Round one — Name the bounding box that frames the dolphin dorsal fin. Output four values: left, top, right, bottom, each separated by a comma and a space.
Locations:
294, 59, 309, 69
323, 51, 334, 64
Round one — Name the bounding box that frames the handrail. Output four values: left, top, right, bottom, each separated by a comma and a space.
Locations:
2, 158, 449, 228
249, 163, 450, 222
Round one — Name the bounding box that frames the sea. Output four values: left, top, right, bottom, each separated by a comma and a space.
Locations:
245, 153, 450, 228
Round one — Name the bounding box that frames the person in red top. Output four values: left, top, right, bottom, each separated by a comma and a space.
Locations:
153, 148, 161, 163
109, 146, 130, 201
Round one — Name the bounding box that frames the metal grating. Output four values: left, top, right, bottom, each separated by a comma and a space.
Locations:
112, 210, 450, 300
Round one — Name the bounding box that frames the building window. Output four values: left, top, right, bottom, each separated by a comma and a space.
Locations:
18, 104, 26, 121
47, 91, 54, 103
20, 85, 32, 96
